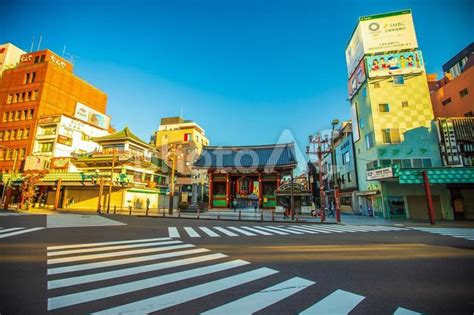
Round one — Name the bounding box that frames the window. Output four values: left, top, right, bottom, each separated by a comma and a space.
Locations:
0, 149, 4, 160
23, 128, 29, 139
15, 111, 20, 121
24, 73, 30, 84
412, 159, 423, 168
366, 161, 377, 171
365, 132, 374, 149
7, 94, 12, 104
362, 88, 367, 97
5, 149, 11, 160
4, 130, 9, 140
382, 129, 401, 144
19, 148, 26, 159
342, 152, 350, 164
2, 112, 7, 122
25, 91, 31, 101
31, 72, 36, 83
22, 110, 27, 120
422, 159, 432, 168
392, 159, 401, 167
28, 109, 34, 119
184, 133, 192, 141
38, 142, 54, 153
0, 131, 3, 141
374, 82, 380, 88
347, 172, 352, 183
393, 75, 404, 85
459, 88, 468, 98
17, 129, 22, 139
40, 55, 45, 62
401, 159, 412, 168
32, 90, 39, 100
379, 103, 390, 112
442, 98, 452, 106
380, 159, 391, 167
402, 101, 409, 108
34, 56, 40, 63
341, 174, 345, 184
10, 130, 16, 140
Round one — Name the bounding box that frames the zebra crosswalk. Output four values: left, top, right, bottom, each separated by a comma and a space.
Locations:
46, 237, 420, 314
0, 226, 44, 239
411, 227, 474, 241
0, 212, 29, 216
168, 224, 408, 238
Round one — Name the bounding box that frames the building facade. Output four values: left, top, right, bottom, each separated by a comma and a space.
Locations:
346, 10, 452, 220
428, 42, 473, 118
152, 116, 209, 205
0, 43, 26, 77
0, 48, 108, 173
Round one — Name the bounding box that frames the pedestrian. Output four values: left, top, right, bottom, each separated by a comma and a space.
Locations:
328, 200, 335, 217
146, 198, 150, 211
232, 199, 238, 212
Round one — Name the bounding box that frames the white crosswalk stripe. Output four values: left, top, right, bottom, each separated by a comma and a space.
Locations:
0, 227, 44, 239
46, 238, 421, 314
300, 289, 365, 314
0, 212, 29, 216
166, 224, 409, 238
411, 227, 474, 241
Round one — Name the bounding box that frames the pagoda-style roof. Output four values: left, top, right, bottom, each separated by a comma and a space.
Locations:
194, 143, 297, 170
92, 127, 154, 149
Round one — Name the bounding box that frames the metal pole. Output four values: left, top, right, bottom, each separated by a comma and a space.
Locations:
97, 178, 104, 214
331, 125, 341, 223
317, 136, 326, 222
168, 151, 176, 215
423, 171, 436, 225
106, 150, 116, 213
290, 171, 294, 221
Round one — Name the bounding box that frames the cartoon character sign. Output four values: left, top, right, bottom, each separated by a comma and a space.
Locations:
366, 50, 424, 78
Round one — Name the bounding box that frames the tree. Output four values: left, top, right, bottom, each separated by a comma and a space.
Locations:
19, 170, 48, 210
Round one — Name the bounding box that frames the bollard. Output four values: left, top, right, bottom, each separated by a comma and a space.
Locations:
272, 210, 275, 222
217, 210, 220, 220
260, 211, 263, 222
129, 206, 132, 216
163, 209, 166, 217
197, 207, 200, 219
178, 209, 181, 218
113, 205, 116, 214
239, 210, 241, 221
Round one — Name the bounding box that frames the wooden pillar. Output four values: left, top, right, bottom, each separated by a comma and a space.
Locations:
53, 179, 62, 210
258, 172, 263, 208
423, 171, 436, 225
209, 171, 214, 209
276, 172, 281, 187
225, 173, 230, 208
97, 178, 104, 214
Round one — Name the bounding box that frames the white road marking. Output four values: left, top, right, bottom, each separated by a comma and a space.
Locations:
292, 226, 332, 234
0, 227, 24, 233
251, 226, 289, 235
92, 267, 278, 314
48, 253, 227, 289
394, 307, 422, 314
168, 227, 180, 238
47, 247, 205, 275
285, 226, 319, 234
47, 237, 171, 251
47, 243, 194, 265
199, 227, 220, 237
300, 289, 365, 314
213, 227, 238, 236
302, 225, 345, 233
228, 226, 257, 236
47, 240, 182, 256
0, 227, 44, 239
202, 277, 315, 314
239, 226, 272, 235
184, 227, 201, 237
271, 226, 304, 234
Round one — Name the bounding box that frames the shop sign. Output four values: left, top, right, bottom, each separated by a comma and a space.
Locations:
50, 54, 66, 69
365, 50, 424, 78
57, 135, 73, 146
367, 167, 393, 180
74, 102, 110, 130
24, 156, 48, 171
20, 54, 33, 62
51, 157, 70, 169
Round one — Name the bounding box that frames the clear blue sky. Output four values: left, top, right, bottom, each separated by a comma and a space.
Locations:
2, 0, 472, 149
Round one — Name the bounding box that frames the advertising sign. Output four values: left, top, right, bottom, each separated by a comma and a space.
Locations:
348, 59, 366, 98
351, 102, 360, 142
57, 135, 73, 146
51, 157, 70, 169
359, 10, 418, 55
24, 156, 48, 171
345, 24, 365, 77
365, 50, 424, 78
74, 102, 110, 130
367, 167, 393, 180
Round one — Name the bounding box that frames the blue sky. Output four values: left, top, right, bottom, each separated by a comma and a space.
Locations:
2, 0, 472, 150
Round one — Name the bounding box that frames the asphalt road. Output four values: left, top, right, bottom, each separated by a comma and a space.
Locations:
1, 212, 473, 314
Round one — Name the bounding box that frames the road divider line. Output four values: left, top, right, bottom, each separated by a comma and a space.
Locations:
47, 237, 172, 251
47, 240, 182, 256
300, 289, 365, 314
202, 277, 315, 314
92, 267, 278, 314
47, 246, 204, 275
48, 258, 248, 311
47, 244, 194, 265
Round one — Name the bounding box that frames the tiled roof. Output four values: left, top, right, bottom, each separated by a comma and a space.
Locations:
92, 127, 153, 148
194, 143, 297, 169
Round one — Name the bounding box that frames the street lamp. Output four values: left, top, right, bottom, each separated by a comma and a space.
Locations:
330, 119, 341, 223
0, 145, 18, 209
166, 143, 182, 215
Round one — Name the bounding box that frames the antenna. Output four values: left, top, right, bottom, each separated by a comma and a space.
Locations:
62, 45, 67, 57
30, 36, 35, 52
37, 35, 43, 51
180, 106, 183, 119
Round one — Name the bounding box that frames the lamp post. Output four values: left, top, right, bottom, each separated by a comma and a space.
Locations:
1, 145, 18, 210
106, 149, 117, 214
330, 119, 341, 223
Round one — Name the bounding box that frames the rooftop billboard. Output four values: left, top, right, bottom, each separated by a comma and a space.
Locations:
365, 50, 425, 78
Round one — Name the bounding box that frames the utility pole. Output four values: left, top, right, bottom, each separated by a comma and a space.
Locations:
167, 144, 180, 215
330, 119, 341, 223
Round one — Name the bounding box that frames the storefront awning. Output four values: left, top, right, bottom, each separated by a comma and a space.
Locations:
397, 167, 474, 184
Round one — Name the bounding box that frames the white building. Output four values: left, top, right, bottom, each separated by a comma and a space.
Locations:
0, 43, 26, 77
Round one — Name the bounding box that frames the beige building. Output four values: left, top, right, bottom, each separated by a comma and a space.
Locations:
0, 43, 26, 77
152, 117, 209, 204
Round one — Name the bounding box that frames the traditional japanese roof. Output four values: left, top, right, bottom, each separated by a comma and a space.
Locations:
194, 143, 297, 169
92, 127, 154, 149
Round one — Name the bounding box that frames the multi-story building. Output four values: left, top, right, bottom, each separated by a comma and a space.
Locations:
346, 10, 454, 220
0, 48, 108, 174
0, 43, 26, 77
151, 116, 209, 205
428, 42, 473, 118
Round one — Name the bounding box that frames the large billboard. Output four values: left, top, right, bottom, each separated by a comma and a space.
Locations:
74, 102, 110, 130
351, 102, 360, 143
346, 10, 418, 77
348, 59, 366, 98
365, 50, 424, 78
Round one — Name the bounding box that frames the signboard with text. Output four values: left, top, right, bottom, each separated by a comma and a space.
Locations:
74, 102, 110, 130
367, 167, 393, 180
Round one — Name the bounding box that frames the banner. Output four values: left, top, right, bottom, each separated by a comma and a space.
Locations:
367, 167, 393, 180
365, 50, 424, 78
345, 24, 364, 77
74, 102, 110, 130
348, 59, 366, 98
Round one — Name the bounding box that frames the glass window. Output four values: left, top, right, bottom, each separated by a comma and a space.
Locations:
392, 159, 401, 167
7, 94, 13, 104
382, 129, 391, 143
365, 132, 374, 149
393, 75, 404, 85
388, 196, 406, 218
28, 109, 34, 119
401, 159, 412, 168
442, 98, 452, 106
378, 103, 390, 112
459, 88, 468, 98
374, 82, 380, 88
40, 55, 45, 62
38, 142, 54, 153
422, 159, 432, 168
380, 159, 391, 167
23, 128, 29, 139
402, 101, 409, 108
343, 152, 350, 164
0, 131, 3, 141
382, 129, 401, 144
347, 172, 352, 182
31, 72, 36, 83
412, 159, 423, 168
34, 56, 39, 63
24, 73, 30, 84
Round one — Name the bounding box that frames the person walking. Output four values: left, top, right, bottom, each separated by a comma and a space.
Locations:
328, 200, 335, 217
232, 199, 238, 212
